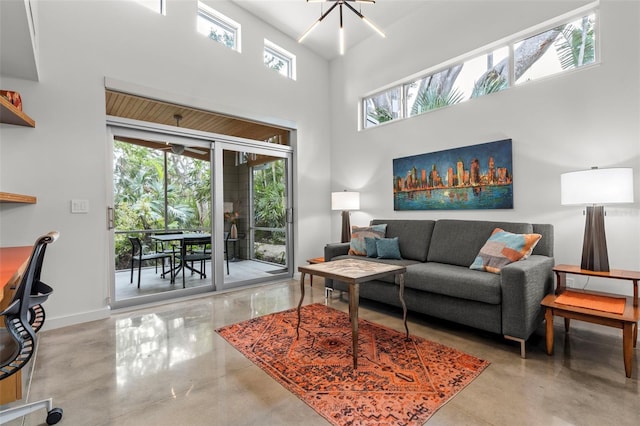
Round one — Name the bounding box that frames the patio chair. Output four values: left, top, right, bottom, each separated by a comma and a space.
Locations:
153, 231, 183, 273
176, 237, 211, 288
0, 231, 63, 425
128, 237, 173, 288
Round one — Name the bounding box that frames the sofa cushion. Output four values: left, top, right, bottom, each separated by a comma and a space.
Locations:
427, 220, 533, 267
371, 219, 435, 262
376, 237, 402, 259
405, 262, 502, 304
470, 228, 542, 273
365, 237, 379, 258
349, 224, 387, 256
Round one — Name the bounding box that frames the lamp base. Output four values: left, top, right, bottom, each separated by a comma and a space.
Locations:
340, 210, 351, 244
581, 205, 610, 272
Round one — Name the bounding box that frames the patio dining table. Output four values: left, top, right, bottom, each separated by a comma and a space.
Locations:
151, 233, 211, 284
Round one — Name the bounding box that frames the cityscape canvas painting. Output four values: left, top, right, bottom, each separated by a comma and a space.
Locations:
393, 139, 513, 210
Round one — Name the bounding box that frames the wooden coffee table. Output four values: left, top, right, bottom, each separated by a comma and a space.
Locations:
296, 258, 408, 369
305, 256, 324, 287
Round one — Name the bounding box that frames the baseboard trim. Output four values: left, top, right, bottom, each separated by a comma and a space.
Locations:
41, 307, 111, 331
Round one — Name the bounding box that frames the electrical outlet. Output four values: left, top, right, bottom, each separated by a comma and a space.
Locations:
566, 277, 575, 288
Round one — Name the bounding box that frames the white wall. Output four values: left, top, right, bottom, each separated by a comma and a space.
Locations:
0, 0, 332, 327
329, 0, 640, 295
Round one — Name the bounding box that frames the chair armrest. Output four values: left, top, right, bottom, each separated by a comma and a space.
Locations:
500, 255, 555, 340
324, 243, 350, 261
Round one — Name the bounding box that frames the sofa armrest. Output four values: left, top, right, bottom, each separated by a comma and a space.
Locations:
324, 243, 350, 261
500, 255, 555, 340
323, 243, 350, 290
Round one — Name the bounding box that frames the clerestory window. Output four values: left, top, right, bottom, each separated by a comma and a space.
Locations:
362, 5, 597, 129
197, 2, 241, 52
135, 0, 165, 15
264, 40, 296, 80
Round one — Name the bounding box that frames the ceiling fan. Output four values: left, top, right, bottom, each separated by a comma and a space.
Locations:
158, 114, 208, 156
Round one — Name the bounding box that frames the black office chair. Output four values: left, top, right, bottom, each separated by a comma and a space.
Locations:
0, 231, 63, 425
128, 236, 173, 288
176, 237, 211, 288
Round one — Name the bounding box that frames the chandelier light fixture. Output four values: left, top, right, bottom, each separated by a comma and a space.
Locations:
298, 0, 386, 55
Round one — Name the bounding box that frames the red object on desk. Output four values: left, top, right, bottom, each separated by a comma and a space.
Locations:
1, 246, 32, 297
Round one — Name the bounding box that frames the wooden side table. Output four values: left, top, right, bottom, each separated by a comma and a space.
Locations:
305, 257, 324, 287
542, 264, 640, 378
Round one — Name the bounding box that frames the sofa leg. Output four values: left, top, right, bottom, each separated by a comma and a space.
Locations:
324, 287, 333, 299
504, 335, 526, 358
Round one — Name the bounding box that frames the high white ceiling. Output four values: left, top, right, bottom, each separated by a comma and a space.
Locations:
230, 0, 428, 60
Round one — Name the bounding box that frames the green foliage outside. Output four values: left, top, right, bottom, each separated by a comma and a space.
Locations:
411, 87, 465, 115
113, 142, 210, 270
371, 106, 393, 124
252, 159, 287, 265
555, 16, 595, 70
265, 55, 285, 72
209, 29, 235, 49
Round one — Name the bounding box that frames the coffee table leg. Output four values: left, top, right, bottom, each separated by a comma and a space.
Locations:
296, 272, 306, 339
349, 282, 359, 369
396, 272, 409, 339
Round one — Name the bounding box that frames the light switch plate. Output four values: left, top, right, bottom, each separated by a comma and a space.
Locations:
71, 199, 89, 214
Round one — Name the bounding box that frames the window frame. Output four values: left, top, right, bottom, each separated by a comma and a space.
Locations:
135, 0, 166, 15
361, 1, 599, 130
264, 39, 297, 80
197, 2, 242, 52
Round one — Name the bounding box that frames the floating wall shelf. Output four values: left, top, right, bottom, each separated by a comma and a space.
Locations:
0, 192, 37, 204
0, 96, 35, 127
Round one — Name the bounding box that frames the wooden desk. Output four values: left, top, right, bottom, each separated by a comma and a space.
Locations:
1, 246, 32, 302
0, 246, 32, 405
542, 264, 640, 378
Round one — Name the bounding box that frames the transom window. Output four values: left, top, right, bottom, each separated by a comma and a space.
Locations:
363, 5, 597, 129
264, 39, 296, 80
197, 2, 241, 52
135, 0, 165, 15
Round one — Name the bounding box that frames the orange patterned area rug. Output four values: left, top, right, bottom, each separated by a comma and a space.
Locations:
216, 303, 490, 425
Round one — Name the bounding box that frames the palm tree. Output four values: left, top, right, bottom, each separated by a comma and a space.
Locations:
411, 86, 464, 115
555, 16, 595, 69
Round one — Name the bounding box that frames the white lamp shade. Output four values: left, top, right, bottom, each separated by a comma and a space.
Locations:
561, 167, 634, 205
331, 191, 360, 211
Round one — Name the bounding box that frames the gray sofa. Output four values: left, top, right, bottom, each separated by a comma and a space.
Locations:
324, 219, 555, 357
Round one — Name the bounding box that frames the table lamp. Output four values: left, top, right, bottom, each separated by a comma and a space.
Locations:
331, 191, 360, 243
561, 167, 634, 272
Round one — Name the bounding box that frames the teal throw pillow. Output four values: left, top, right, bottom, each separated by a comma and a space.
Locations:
376, 237, 402, 260
365, 237, 379, 258
349, 224, 387, 256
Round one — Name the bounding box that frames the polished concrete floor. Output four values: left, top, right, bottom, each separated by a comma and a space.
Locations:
5, 278, 639, 425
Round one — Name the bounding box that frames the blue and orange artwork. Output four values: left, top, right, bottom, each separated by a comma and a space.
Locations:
393, 139, 513, 210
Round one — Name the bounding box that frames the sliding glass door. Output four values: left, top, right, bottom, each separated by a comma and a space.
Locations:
216, 143, 292, 290
107, 120, 293, 307
108, 125, 214, 308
